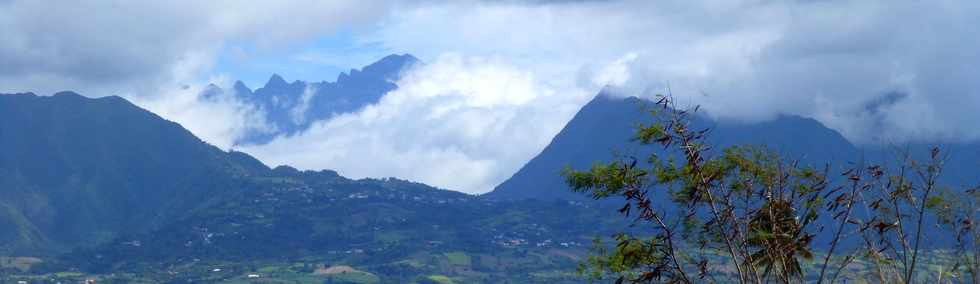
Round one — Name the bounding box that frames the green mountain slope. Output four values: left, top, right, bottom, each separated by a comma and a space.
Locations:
0, 92, 268, 254
57, 168, 621, 282
0, 92, 624, 283
487, 93, 860, 200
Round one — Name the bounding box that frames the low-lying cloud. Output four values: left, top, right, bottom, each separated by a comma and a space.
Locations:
239, 54, 595, 193
372, 0, 980, 145
128, 80, 273, 150
5, 0, 980, 194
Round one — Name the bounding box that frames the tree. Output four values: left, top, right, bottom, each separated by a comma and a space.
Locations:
565, 93, 972, 283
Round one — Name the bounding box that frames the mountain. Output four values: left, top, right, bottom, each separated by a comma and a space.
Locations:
226, 54, 420, 144
0, 92, 623, 283
0, 92, 268, 255
489, 92, 980, 201
4, 88, 975, 282
486, 92, 860, 200
59, 170, 624, 282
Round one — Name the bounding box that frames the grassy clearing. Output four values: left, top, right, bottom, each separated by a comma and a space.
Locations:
444, 252, 471, 266
323, 270, 380, 284
425, 275, 455, 284
0, 256, 42, 271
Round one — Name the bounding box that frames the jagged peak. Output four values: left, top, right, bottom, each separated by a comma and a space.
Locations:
255, 54, 420, 88
265, 73, 289, 88
233, 80, 253, 94
362, 53, 419, 74
376, 53, 419, 65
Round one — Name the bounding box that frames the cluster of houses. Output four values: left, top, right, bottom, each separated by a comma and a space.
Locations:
491, 234, 583, 248
326, 248, 366, 255
492, 234, 528, 247
253, 182, 479, 208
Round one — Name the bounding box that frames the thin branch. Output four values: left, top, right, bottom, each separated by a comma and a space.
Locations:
817, 165, 863, 284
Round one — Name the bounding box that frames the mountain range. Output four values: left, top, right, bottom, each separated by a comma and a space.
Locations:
488, 92, 980, 201
2, 53, 979, 282
0, 90, 622, 283
202, 54, 419, 145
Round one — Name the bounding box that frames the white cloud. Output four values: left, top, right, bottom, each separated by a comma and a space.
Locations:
0, 0, 393, 152
6, 0, 980, 194
0, 0, 390, 96
239, 54, 592, 193
290, 85, 317, 125
369, 0, 980, 145
152, 0, 980, 192
128, 81, 273, 150
591, 53, 638, 87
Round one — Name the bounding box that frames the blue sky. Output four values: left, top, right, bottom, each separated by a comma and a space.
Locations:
213, 30, 395, 89
3, 0, 980, 193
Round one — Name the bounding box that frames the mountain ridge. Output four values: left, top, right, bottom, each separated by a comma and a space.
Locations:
0, 91, 625, 283
486, 92, 861, 200
223, 54, 420, 144
0, 91, 269, 254
488, 92, 980, 201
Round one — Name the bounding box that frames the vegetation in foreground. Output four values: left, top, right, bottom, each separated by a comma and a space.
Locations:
566, 93, 980, 283
3, 92, 978, 283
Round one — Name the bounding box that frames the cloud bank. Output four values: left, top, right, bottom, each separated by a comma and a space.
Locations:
0, 0, 391, 150
371, 0, 980, 144
0, 0, 388, 96
5, 0, 980, 193
129, 79, 273, 150
239, 54, 594, 193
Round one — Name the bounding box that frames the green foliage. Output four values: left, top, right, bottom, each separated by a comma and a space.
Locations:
746, 200, 813, 279
563, 95, 837, 283
564, 94, 980, 284
563, 161, 648, 199
578, 234, 666, 283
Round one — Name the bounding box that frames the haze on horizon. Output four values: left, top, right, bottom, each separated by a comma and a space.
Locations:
2, 0, 979, 194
